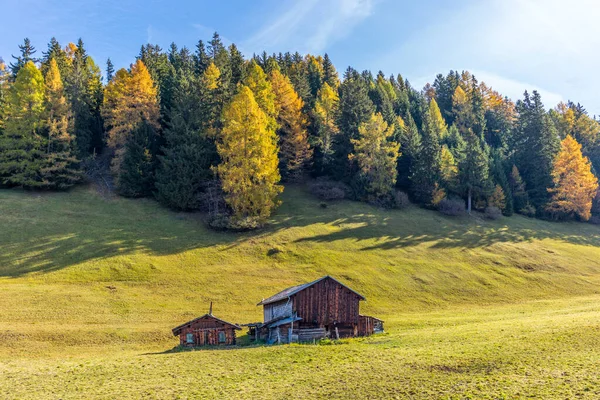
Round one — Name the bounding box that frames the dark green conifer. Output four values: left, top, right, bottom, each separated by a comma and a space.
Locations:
118, 118, 156, 198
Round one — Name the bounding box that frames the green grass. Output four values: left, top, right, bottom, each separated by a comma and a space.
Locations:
1, 185, 600, 398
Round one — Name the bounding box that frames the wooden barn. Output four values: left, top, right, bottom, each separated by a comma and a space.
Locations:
253, 276, 383, 343
172, 306, 241, 347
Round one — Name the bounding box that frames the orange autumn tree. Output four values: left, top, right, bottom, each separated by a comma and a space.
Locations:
102, 59, 159, 175
547, 135, 598, 221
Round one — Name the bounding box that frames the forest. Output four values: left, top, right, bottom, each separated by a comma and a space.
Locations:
1, 34, 599, 229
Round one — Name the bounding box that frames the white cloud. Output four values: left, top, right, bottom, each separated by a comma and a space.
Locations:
245, 0, 375, 54
470, 70, 564, 108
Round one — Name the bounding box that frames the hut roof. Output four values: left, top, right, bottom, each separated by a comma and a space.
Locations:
172, 313, 241, 336
257, 275, 366, 306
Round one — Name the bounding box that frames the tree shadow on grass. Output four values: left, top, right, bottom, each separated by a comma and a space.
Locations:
1, 185, 599, 278
291, 208, 600, 251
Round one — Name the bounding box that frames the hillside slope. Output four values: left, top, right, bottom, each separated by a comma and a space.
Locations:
2, 184, 600, 348
1, 185, 600, 398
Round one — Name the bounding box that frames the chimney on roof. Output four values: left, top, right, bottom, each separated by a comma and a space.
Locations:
209, 301, 213, 315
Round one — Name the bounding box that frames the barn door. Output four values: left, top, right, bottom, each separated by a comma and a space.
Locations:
204, 331, 210, 345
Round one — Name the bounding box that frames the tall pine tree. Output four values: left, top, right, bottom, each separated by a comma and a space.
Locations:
513, 91, 560, 209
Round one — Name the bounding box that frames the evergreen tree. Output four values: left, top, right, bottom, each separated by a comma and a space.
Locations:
140, 43, 175, 120
321, 54, 339, 89
208, 33, 231, 95
546, 135, 598, 221
287, 54, 310, 105
106, 58, 115, 83
508, 165, 528, 213
270, 69, 311, 181
396, 112, 421, 191
216, 85, 282, 222
0, 60, 9, 133
349, 112, 400, 200
194, 40, 210, 75
458, 130, 490, 213
513, 91, 560, 209
370, 72, 396, 126
335, 68, 375, 179
433, 71, 460, 124
445, 124, 466, 159
411, 103, 443, 206
10, 38, 39, 76
41, 59, 81, 189
306, 56, 323, 105
118, 118, 156, 197
489, 149, 513, 215
0, 61, 46, 187
41, 38, 70, 81
155, 64, 220, 210
65, 40, 104, 157
229, 44, 245, 86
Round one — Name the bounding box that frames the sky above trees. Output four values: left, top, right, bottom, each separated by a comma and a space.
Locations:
2, 0, 600, 114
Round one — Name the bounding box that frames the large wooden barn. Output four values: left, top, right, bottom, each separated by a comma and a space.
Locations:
253, 276, 383, 343
172, 310, 241, 347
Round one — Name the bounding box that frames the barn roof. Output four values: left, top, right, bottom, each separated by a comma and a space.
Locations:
257, 275, 366, 306
172, 313, 241, 336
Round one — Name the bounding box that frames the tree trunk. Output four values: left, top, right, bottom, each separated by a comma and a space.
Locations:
467, 187, 472, 214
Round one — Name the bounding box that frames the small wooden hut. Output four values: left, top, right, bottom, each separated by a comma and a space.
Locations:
172, 305, 241, 347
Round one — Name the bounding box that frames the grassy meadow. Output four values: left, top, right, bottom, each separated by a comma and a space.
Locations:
1, 184, 600, 398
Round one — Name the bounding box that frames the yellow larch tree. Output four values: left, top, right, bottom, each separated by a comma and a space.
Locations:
314, 82, 340, 169
269, 68, 311, 181
216, 85, 282, 222
42, 58, 81, 188
547, 135, 598, 221
429, 98, 448, 140
488, 184, 506, 211
243, 60, 277, 131
350, 112, 400, 199
102, 59, 159, 175
440, 144, 458, 190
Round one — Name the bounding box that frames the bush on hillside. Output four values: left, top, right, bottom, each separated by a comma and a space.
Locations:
589, 215, 600, 225
309, 179, 349, 201
484, 206, 503, 220
438, 198, 466, 216
207, 214, 263, 232
393, 191, 410, 209
519, 204, 536, 218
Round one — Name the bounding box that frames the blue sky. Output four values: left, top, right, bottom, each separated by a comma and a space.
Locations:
2, 0, 599, 114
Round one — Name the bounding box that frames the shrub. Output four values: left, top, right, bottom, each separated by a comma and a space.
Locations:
207, 214, 263, 231
393, 191, 410, 209
519, 204, 536, 218
484, 206, 502, 220
589, 215, 600, 225
431, 185, 446, 208
309, 179, 349, 201
438, 198, 466, 216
